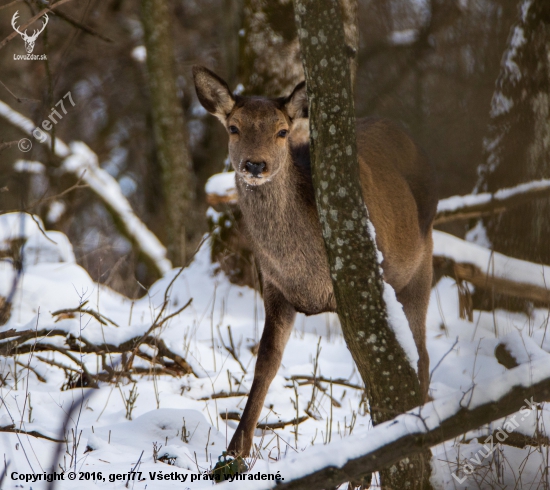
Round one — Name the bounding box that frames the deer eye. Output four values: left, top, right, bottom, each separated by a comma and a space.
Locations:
277, 129, 288, 138
229, 125, 239, 135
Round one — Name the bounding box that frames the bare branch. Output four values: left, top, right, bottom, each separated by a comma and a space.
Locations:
0, 424, 65, 443
220, 412, 309, 430
51, 9, 113, 43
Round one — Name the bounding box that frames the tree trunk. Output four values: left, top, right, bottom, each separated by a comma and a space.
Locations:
141, 0, 193, 267
239, 0, 358, 96
477, 0, 550, 265
293, 1, 433, 488
239, 0, 304, 96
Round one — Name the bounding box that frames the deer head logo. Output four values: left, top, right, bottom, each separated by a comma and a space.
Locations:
11, 11, 48, 54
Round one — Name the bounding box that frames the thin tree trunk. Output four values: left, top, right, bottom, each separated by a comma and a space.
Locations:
239, 0, 358, 96
293, 1, 433, 488
477, 0, 550, 265
239, 0, 304, 96
141, 0, 193, 266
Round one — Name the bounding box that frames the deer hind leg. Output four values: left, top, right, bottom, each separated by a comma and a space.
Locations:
396, 244, 433, 402
227, 283, 296, 457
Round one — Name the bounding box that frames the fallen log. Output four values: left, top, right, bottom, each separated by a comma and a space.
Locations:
433, 230, 550, 304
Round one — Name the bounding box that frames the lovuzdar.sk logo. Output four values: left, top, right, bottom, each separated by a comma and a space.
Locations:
11, 10, 48, 60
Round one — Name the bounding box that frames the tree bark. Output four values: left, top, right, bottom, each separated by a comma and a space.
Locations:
239, 0, 304, 96
141, 0, 193, 267
477, 0, 550, 265
239, 0, 358, 97
292, 1, 432, 488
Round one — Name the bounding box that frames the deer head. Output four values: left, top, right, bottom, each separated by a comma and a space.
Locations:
11, 11, 49, 54
192, 66, 308, 186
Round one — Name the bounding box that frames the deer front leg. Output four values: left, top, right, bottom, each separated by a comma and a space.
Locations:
227, 283, 296, 457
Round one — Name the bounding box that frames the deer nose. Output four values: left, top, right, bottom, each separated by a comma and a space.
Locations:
245, 161, 266, 177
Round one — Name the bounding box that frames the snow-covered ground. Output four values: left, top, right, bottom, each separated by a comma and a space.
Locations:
1, 213, 549, 489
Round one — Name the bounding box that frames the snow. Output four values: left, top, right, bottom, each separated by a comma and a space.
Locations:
0, 213, 45, 250
23, 230, 76, 266
46, 200, 67, 224
503, 26, 526, 83
1, 217, 550, 489
490, 91, 514, 118
433, 230, 550, 290
464, 220, 491, 248
437, 178, 550, 219
131, 46, 147, 63
0, 100, 71, 158
205, 172, 237, 200
388, 29, 418, 46
62, 142, 172, 276
215, 349, 550, 488
366, 218, 418, 372
383, 283, 419, 373
13, 160, 46, 174
0, 102, 171, 277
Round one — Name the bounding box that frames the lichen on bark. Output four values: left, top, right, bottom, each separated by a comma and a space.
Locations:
293, 0, 433, 487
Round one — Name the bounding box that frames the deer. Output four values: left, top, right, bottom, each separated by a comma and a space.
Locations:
11, 11, 48, 54
193, 65, 438, 459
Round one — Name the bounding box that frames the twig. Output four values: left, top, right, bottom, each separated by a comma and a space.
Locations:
293, 379, 341, 408
0, 141, 21, 152
52, 303, 120, 328
218, 325, 247, 373
429, 337, 459, 384
46, 389, 96, 490
0, 424, 65, 443
51, 9, 113, 43
0, 80, 40, 103
199, 391, 248, 400
124, 296, 192, 372
0, 0, 22, 10
289, 375, 363, 390
125, 450, 144, 488
220, 412, 309, 430
14, 359, 46, 383
24, 171, 88, 211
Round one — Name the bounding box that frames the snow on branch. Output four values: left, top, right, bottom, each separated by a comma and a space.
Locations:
435, 178, 550, 224
388, 28, 419, 46
218, 358, 550, 489
433, 230, 550, 304
0, 100, 172, 276
62, 143, 172, 275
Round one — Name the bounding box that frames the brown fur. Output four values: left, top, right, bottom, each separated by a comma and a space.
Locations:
193, 66, 438, 457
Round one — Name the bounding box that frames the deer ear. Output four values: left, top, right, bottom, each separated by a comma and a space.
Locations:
284, 81, 308, 120
192, 66, 235, 123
